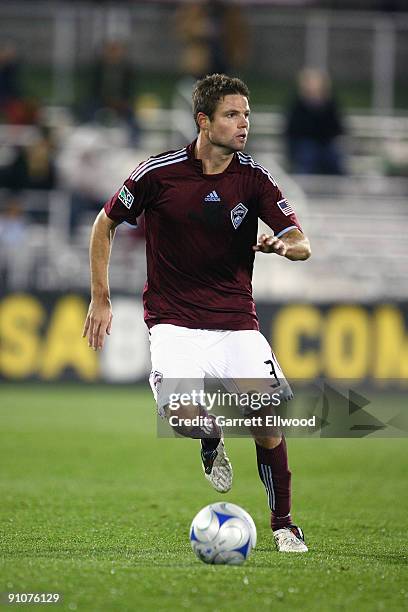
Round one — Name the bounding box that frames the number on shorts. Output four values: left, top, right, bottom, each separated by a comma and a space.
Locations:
264, 359, 280, 388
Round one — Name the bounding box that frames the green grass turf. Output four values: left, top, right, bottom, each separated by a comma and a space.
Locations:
1, 385, 407, 612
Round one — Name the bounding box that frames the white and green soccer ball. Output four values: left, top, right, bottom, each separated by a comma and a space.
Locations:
189, 502, 257, 566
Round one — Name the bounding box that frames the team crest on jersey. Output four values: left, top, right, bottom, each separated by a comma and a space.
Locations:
231, 203, 248, 229
118, 185, 134, 209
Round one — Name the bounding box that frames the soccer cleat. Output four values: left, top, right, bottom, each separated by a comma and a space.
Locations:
273, 525, 308, 553
201, 439, 233, 494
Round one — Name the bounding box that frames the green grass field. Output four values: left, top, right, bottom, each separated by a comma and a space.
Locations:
1, 385, 407, 611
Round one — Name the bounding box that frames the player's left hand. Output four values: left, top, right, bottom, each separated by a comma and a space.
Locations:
253, 233, 287, 256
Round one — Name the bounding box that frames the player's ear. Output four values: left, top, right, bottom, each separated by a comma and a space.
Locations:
197, 112, 209, 131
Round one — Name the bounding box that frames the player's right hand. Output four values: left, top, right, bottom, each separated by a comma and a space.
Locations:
253, 233, 287, 256
82, 297, 113, 351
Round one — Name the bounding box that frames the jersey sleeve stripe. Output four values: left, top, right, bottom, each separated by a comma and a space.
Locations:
275, 225, 299, 238
134, 146, 187, 170
237, 154, 277, 186
131, 154, 188, 183
130, 148, 187, 180
236, 152, 277, 186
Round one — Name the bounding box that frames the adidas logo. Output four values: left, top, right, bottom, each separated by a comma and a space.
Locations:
204, 190, 221, 202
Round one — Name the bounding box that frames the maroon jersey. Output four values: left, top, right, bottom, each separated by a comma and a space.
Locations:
104, 140, 302, 330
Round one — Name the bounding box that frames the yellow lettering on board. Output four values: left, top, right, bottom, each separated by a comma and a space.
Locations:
0, 294, 44, 378
40, 295, 98, 380
324, 306, 369, 379
273, 305, 320, 379
373, 304, 408, 380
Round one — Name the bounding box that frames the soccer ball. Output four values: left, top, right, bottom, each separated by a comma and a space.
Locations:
189, 502, 257, 565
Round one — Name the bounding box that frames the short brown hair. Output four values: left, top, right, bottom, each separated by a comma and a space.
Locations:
192, 73, 250, 130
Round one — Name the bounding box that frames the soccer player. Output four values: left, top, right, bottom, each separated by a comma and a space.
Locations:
83, 74, 311, 553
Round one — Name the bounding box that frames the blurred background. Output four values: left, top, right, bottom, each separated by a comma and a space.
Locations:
0, 0, 407, 387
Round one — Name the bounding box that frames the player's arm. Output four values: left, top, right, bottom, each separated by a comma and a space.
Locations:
281, 228, 311, 260
253, 228, 311, 261
82, 158, 153, 348
83, 209, 119, 350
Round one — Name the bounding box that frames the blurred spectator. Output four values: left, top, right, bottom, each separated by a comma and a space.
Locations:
0, 42, 38, 125
87, 40, 139, 142
0, 125, 57, 190
384, 140, 408, 177
0, 195, 31, 289
24, 125, 57, 189
0, 43, 20, 114
0, 196, 27, 246
285, 68, 345, 175
176, 1, 249, 79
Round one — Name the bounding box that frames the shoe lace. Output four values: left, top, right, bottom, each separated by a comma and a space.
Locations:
278, 530, 301, 547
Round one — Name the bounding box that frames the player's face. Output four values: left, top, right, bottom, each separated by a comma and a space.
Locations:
207, 95, 250, 153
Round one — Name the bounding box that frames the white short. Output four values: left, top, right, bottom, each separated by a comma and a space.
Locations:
148, 324, 293, 415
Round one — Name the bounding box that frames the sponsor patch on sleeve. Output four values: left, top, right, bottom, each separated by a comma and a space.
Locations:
118, 185, 134, 209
